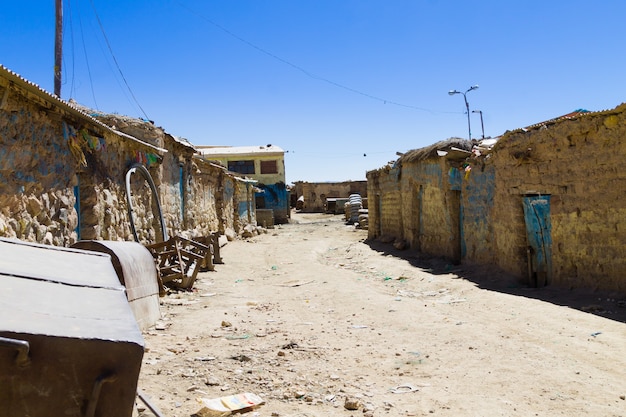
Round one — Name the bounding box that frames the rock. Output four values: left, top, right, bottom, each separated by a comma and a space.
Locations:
242, 224, 257, 238
344, 397, 361, 410
224, 227, 237, 241
43, 231, 54, 245
204, 376, 221, 386
57, 208, 69, 225
36, 224, 47, 241
26, 195, 43, 217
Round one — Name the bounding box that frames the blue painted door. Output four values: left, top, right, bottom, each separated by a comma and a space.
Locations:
522, 195, 552, 287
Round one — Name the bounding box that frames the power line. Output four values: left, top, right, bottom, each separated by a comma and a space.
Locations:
77, 1, 99, 109
172, 1, 459, 115
87, 0, 150, 120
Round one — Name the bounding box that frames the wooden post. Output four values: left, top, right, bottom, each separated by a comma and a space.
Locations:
54, 0, 63, 97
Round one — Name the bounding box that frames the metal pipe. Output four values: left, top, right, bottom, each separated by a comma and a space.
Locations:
137, 389, 167, 417
472, 110, 485, 139
448, 85, 479, 140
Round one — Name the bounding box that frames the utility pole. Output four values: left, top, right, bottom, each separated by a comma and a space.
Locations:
472, 110, 485, 139
54, 0, 63, 97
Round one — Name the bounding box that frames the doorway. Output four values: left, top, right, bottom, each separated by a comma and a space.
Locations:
522, 195, 552, 287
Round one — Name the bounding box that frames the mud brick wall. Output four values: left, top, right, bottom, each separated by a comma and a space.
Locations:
294, 181, 368, 213
489, 105, 626, 291
366, 166, 403, 241
460, 164, 496, 265
400, 160, 459, 259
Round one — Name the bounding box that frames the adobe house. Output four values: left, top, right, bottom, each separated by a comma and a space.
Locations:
0, 64, 165, 245
483, 105, 626, 292
197, 145, 290, 224
88, 111, 254, 240
367, 139, 473, 260
368, 103, 626, 294
292, 180, 368, 213
0, 64, 252, 246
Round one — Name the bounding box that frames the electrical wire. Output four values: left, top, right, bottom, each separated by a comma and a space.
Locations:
78, 1, 99, 110
87, 0, 150, 120
66, 0, 75, 98
172, 0, 459, 115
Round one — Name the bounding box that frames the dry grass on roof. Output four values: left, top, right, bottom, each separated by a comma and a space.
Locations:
399, 138, 473, 163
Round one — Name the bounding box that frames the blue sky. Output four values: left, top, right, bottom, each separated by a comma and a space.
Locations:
2, 1, 625, 183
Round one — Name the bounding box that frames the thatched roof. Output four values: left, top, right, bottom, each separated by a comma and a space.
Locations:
398, 138, 473, 163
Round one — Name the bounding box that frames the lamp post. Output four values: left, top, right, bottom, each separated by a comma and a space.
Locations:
472, 110, 485, 139
448, 85, 479, 140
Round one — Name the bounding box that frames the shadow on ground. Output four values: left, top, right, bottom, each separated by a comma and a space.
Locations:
364, 237, 626, 325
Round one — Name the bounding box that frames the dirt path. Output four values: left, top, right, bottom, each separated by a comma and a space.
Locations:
137, 213, 626, 417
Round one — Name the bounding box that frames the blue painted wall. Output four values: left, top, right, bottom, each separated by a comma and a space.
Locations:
0, 110, 74, 193
461, 165, 496, 263
256, 182, 290, 222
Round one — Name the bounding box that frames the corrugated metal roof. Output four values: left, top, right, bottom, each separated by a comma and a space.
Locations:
521, 108, 595, 131
170, 135, 195, 150
197, 145, 284, 157
500, 106, 626, 136
0, 64, 167, 154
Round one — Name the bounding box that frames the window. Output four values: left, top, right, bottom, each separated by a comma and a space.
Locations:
228, 160, 255, 175
260, 160, 278, 174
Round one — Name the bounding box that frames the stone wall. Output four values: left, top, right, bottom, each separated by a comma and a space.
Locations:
235, 178, 256, 230
75, 125, 165, 243
92, 114, 245, 244
185, 158, 221, 237
0, 82, 82, 246
221, 175, 237, 238
0, 67, 253, 248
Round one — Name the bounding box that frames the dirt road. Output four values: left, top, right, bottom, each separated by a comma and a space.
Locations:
137, 212, 626, 417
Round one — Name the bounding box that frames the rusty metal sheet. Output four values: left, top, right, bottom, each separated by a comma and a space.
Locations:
71, 240, 161, 331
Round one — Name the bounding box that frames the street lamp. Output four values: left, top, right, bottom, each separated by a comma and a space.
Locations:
472, 110, 485, 139
448, 85, 479, 140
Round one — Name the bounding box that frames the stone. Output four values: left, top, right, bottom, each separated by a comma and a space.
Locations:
43, 231, 53, 245
224, 227, 237, 241
344, 397, 361, 410
26, 195, 43, 217
57, 208, 69, 226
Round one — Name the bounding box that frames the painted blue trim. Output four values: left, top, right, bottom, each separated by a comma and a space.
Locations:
74, 179, 81, 241
179, 165, 184, 220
